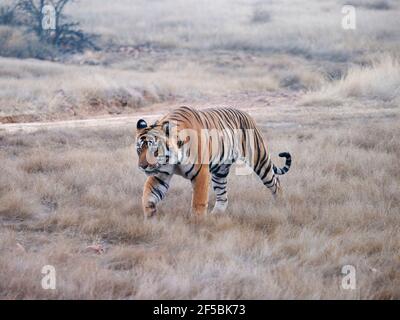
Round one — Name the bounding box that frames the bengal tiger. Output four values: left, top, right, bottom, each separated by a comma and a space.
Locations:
135, 106, 291, 218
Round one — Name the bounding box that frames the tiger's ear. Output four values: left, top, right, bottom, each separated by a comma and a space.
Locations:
137, 119, 147, 130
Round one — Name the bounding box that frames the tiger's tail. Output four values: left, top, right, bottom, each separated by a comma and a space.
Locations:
273, 152, 292, 175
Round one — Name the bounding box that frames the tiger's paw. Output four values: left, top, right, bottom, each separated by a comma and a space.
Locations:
191, 203, 208, 217
143, 202, 157, 219
211, 201, 228, 214
273, 177, 283, 198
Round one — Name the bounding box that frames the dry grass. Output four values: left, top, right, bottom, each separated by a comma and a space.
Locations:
0, 57, 175, 121
301, 56, 400, 106
0, 0, 399, 300
67, 0, 400, 58
0, 53, 326, 121
1, 115, 399, 299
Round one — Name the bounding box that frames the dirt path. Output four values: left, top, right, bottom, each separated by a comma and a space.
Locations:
1, 91, 396, 134
0, 107, 299, 134
0, 92, 301, 133
0, 113, 165, 134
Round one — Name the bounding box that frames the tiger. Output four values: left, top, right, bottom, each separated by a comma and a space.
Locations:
135, 106, 291, 218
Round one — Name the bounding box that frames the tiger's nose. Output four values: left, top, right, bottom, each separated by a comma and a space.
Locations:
140, 163, 148, 170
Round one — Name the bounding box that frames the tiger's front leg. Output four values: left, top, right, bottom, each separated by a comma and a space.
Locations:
142, 175, 171, 218
190, 165, 210, 216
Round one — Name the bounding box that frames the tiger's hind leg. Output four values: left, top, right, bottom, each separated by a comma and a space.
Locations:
210, 165, 231, 214
254, 159, 282, 198
261, 170, 281, 198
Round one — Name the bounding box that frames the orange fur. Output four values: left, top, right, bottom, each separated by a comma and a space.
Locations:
136, 106, 291, 218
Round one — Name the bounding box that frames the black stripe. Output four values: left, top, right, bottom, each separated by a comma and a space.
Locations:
190, 165, 202, 181
213, 186, 225, 191
264, 177, 274, 186
260, 162, 272, 180
150, 186, 163, 201
212, 178, 226, 185
157, 169, 170, 175
154, 176, 169, 189
185, 164, 195, 176
214, 172, 228, 178
210, 163, 220, 173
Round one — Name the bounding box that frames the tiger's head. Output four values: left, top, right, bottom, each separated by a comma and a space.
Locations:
136, 118, 196, 175
135, 119, 171, 176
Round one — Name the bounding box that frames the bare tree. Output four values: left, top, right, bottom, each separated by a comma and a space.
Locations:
16, 0, 97, 52
0, 3, 20, 25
